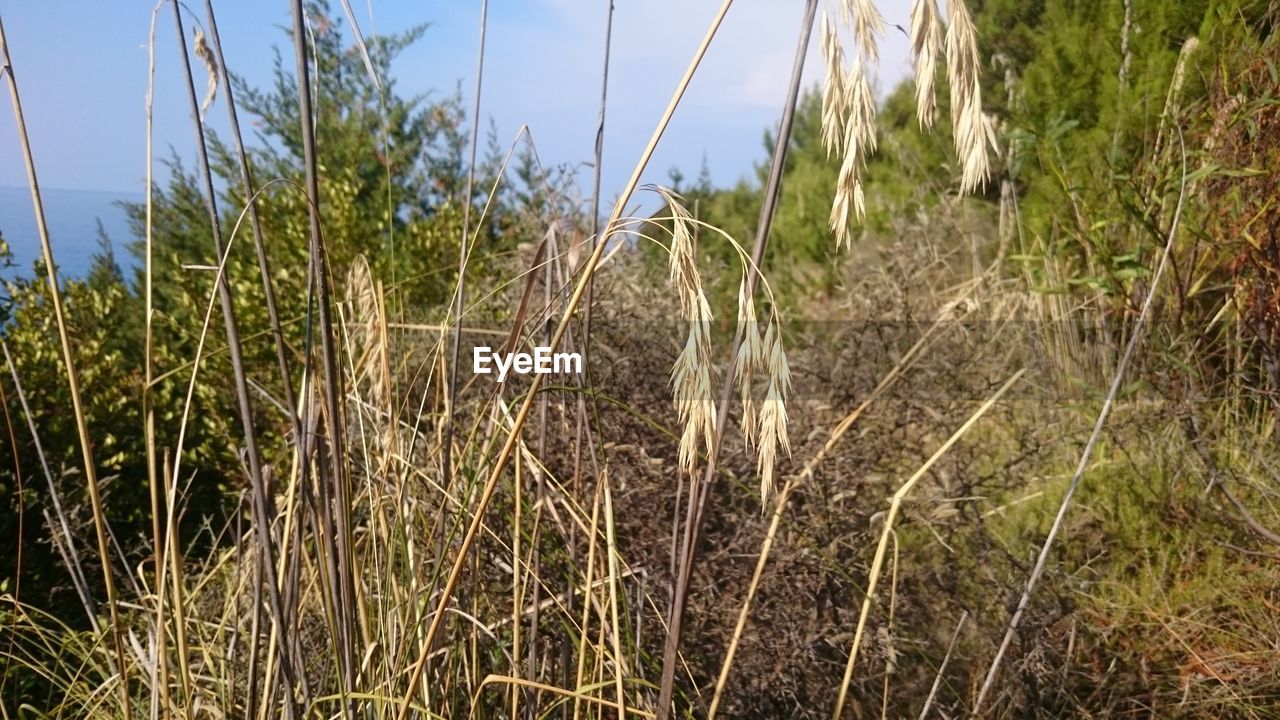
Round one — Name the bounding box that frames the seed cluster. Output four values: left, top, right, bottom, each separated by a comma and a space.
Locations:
822, 0, 992, 248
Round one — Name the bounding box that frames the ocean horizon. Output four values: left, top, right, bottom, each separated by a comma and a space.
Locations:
0, 185, 140, 281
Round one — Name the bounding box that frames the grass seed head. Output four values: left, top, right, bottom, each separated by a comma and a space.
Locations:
845, 0, 885, 62
822, 0, 990, 247
821, 14, 850, 157
910, 0, 942, 128
734, 278, 764, 446
192, 27, 219, 121
755, 320, 792, 504
655, 186, 719, 476
946, 0, 991, 193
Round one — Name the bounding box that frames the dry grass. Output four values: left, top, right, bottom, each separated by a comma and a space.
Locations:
5, 2, 1280, 720
821, 0, 990, 248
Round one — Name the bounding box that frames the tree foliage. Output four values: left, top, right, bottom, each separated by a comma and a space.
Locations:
0, 1, 478, 614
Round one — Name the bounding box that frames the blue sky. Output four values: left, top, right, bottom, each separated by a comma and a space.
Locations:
0, 1, 913, 203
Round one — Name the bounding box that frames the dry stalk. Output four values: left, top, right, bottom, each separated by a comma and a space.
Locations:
916, 611, 968, 720
603, 473, 627, 716
445, 0, 490, 496
832, 369, 1026, 719
709, 305, 951, 718
171, 4, 301, 714
476, 676, 657, 719
392, 5, 736, 718
201, 0, 314, 708
141, 4, 168, 716
973, 129, 1191, 716
289, 0, 360, 707
0, 13, 132, 718
568, 7, 618, 691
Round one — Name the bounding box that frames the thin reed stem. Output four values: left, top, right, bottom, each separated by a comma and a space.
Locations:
392, 5, 735, 718
200, 1, 312, 708
288, 1, 359, 711
141, 5, 169, 717
916, 611, 967, 720
656, 2, 817, 715
573, 0, 616, 485
973, 130, 1190, 715
445, 0, 490, 494
0, 14, 132, 719
567, 11, 616, 692
170, 5, 303, 717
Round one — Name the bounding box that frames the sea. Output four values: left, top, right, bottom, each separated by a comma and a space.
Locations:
0, 185, 140, 281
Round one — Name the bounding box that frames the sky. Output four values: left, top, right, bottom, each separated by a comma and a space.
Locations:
0, 0, 914, 205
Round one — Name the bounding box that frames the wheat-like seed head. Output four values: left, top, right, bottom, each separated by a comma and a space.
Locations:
733, 278, 763, 446
829, 53, 876, 248
655, 186, 719, 477
345, 256, 382, 402
755, 321, 791, 504
672, 319, 717, 475
344, 256, 396, 468
909, 0, 942, 128
820, 15, 849, 157
651, 186, 792, 501
843, 0, 885, 62
822, 2, 880, 249
192, 28, 219, 121
945, 0, 991, 193
822, 0, 991, 247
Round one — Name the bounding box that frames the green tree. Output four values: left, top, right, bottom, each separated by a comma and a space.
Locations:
0, 1, 483, 620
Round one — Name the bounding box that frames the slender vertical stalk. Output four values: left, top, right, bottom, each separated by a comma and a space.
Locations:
161, 451, 194, 720
288, 1, 358, 711
584, 0, 614, 344
511, 451, 524, 718
393, 5, 735, 718
200, 2, 311, 710
565, 11, 615, 692
572, 481, 603, 720
0, 15, 132, 719
141, 5, 169, 717
655, 1, 818, 716
169, 5, 299, 717
915, 611, 967, 720
974, 139, 1189, 714
879, 530, 899, 719
444, 0, 490, 493
602, 478, 626, 717
201, 0, 302, 510
572, 0, 615, 482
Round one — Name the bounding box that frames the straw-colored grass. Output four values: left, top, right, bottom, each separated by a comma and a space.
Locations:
6, 2, 1279, 719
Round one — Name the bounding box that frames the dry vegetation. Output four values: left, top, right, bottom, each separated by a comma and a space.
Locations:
3, 1, 1280, 719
